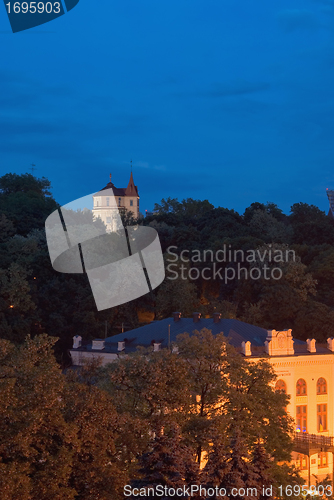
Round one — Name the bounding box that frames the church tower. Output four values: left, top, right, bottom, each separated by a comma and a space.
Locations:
92, 171, 140, 232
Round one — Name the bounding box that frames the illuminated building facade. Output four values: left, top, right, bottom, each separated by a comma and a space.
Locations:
70, 314, 334, 484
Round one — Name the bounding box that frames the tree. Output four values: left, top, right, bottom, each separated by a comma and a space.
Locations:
176, 329, 294, 471
63, 368, 128, 500
0, 173, 58, 235
239, 243, 317, 330
131, 425, 199, 500
0, 335, 76, 500
205, 428, 259, 500
289, 203, 334, 245
153, 197, 213, 219
99, 347, 191, 433
155, 253, 199, 319
249, 210, 292, 243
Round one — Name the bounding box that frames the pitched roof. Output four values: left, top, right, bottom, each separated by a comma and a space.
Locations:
125, 171, 139, 196
93, 173, 139, 198
75, 317, 334, 357
77, 318, 268, 355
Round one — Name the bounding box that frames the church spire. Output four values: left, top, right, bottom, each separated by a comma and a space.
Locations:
125, 164, 138, 196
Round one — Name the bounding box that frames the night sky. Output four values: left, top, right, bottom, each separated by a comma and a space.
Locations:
1, 0, 334, 215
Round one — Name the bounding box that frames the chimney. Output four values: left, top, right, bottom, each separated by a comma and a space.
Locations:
306, 338, 316, 353
213, 312, 221, 324
327, 338, 334, 352
193, 312, 201, 323
118, 341, 125, 352
73, 335, 82, 349
92, 339, 105, 350
173, 312, 181, 322
241, 341, 252, 356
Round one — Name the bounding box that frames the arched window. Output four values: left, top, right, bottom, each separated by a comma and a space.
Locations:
296, 379, 307, 396
275, 380, 287, 393
317, 378, 327, 395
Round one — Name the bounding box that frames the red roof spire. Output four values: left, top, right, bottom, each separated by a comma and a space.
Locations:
125, 164, 138, 196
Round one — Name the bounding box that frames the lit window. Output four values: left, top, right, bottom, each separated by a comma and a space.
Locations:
106, 197, 110, 206
275, 380, 287, 393
318, 452, 328, 468
296, 454, 308, 471
296, 406, 307, 432
317, 404, 327, 432
296, 379, 307, 396
130, 200, 133, 206
317, 378, 327, 395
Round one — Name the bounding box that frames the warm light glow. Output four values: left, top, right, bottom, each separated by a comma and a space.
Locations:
9, 305, 14, 308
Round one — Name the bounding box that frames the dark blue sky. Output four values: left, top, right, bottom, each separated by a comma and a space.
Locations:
1, 0, 334, 215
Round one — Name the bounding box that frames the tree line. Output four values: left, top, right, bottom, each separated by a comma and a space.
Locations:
1, 172, 334, 357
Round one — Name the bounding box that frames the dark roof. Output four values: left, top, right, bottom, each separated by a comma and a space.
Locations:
73, 317, 334, 358
75, 318, 267, 355
94, 173, 139, 198
95, 181, 127, 197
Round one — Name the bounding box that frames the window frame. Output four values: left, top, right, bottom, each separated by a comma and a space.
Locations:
296, 405, 307, 433
317, 403, 327, 432
296, 379, 307, 396
317, 378, 327, 395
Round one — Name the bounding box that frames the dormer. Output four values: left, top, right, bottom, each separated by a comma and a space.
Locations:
264, 329, 294, 356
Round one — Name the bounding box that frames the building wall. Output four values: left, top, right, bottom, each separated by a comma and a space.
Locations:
70, 349, 119, 366
267, 354, 334, 483
92, 193, 139, 231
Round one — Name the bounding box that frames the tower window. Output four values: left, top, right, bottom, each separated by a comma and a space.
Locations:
119, 197, 121, 206
106, 197, 110, 206
130, 200, 133, 206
